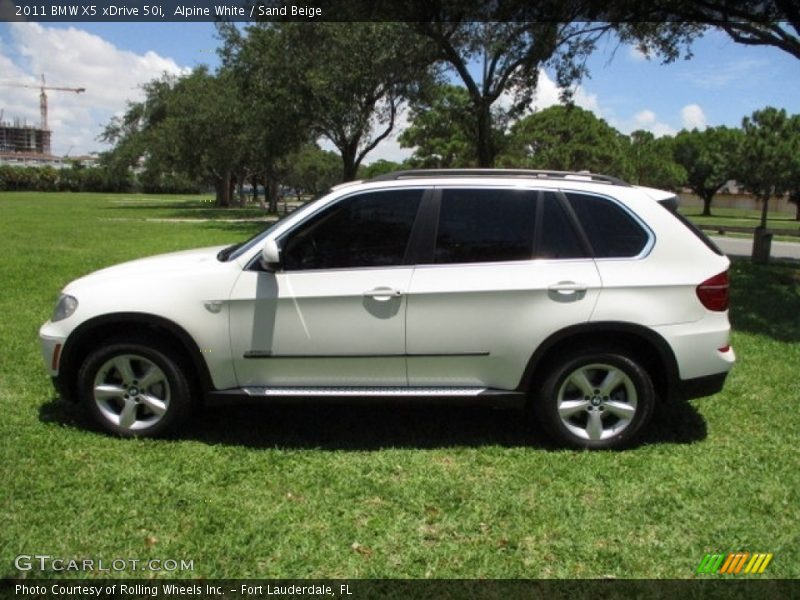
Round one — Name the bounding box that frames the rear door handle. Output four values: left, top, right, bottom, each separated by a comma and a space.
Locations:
363, 287, 403, 301
548, 281, 588, 293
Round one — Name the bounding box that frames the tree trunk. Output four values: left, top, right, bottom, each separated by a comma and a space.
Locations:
701, 193, 713, 217
759, 194, 770, 228
340, 142, 359, 182
236, 175, 246, 207
475, 103, 495, 168
214, 173, 231, 207
267, 178, 279, 213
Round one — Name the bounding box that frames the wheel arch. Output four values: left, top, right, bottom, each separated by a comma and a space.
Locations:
516, 322, 680, 402
58, 312, 213, 403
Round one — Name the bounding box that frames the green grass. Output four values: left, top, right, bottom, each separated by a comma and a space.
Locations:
679, 206, 800, 233
1, 192, 799, 579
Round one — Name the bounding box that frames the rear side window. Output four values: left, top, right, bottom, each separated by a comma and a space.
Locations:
435, 188, 537, 264
565, 192, 649, 258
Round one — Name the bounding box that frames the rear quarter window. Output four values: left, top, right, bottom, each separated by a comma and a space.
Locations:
564, 192, 649, 258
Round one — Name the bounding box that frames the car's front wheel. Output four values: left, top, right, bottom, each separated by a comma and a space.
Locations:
77, 338, 192, 437
534, 349, 656, 450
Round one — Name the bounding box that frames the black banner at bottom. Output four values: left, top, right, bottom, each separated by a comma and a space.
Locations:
3, 579, 800, 600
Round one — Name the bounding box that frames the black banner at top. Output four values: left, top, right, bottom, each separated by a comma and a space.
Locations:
0, 0, 785, 23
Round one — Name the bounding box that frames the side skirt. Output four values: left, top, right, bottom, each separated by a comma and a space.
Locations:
205, 386, 527, 409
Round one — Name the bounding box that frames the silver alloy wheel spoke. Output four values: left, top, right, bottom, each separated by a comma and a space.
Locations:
586, 410, 604, 441
556, 363, 638, 442
599, 369, 623, 396
604, 400, 636, 420
119, 398, 138, 429
569, 371, 595, 397
138, 364, 162, 389
113, 356, 136, 384
94, 383, 126, 400
93, 354, 170, 432
558, 399, 590, 418
140, 393, 166, 416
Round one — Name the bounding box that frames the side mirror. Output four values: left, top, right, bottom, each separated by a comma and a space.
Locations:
260, 239, 281, 271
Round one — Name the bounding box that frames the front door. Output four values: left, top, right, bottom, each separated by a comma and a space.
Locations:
228, 188, 425, 387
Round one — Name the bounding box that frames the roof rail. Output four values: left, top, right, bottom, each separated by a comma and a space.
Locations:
368, 168, 631, 187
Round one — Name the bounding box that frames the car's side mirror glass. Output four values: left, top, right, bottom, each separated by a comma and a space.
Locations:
260, 239, 281, 271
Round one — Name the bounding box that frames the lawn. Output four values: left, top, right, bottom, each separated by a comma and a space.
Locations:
679, 206, 800, 235
1, 192, 798, 579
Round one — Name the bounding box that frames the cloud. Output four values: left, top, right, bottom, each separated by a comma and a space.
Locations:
605, 108, 675, 138
677, 58, 770, 90
527, 69, 600, 113
680, 104, 707, 130
0, 23, 187, 155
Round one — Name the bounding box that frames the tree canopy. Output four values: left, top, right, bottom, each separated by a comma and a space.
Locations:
499, 105, 630, 176
673, 126, 743, 216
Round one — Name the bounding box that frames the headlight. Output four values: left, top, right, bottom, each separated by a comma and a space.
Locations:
52, 294, 78, 322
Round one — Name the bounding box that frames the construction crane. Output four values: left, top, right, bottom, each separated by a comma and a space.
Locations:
0, 74, 85, 130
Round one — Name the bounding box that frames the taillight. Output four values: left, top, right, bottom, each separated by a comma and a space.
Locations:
696, 271, 730, 311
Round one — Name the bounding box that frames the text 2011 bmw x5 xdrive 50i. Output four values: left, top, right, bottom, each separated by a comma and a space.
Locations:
40, 169, 734, 449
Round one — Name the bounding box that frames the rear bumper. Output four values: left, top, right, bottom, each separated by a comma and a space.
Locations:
679, 372, 728, 401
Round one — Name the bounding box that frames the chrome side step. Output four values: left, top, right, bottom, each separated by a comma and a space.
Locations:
244, 386, 492, 397
206, 386, 526, 408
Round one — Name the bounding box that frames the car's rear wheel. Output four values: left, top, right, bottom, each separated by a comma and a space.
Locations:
534, 349, 655, 449
77, 338, 192, 437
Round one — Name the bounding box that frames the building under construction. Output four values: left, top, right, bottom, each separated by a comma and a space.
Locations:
0, 118, 52, 155
1, 74, 85, 168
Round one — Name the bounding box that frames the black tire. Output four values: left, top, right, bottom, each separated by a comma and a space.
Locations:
77, 337, 193, 438
532, 348, 656, 450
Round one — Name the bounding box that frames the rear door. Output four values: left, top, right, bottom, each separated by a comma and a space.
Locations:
405, 187, 602, 391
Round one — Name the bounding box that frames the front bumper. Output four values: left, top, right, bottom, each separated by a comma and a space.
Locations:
39, 330, 65, 376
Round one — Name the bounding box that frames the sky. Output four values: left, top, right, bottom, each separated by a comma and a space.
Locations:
0, 21, 798, 162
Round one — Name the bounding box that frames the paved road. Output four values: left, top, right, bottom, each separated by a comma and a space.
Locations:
711, 236, 800, 261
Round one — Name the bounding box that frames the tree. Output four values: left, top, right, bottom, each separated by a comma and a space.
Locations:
219, 22, 315, 211
157, 68, 247, 206
500, 105, 630, 176
398, 84, 497, 167
282, 144, 341, 200
410, 7, 697, 167
673, 126, 743, 216
626, 131, 686, 190
787, 114, 800, 221
737, 107, 796, 227
631, 1, 800, 60
226, 23, 436, 182
101, 69, 247, 206
359, 159, 405, 179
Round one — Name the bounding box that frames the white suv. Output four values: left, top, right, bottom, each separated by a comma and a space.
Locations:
39, 169, 734, 449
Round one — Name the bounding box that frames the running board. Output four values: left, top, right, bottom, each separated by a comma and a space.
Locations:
205, 386, 526, 408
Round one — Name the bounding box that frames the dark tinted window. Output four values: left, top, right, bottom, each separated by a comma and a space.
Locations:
565, 192, 649, 257
538, 192, 588, 259
282, 189, 423, 270
435, 189, 536, 264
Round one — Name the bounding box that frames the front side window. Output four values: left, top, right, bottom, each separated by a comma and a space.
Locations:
281, 189, 423, 270
564, 192, 649, 258
434, 188, 537, 264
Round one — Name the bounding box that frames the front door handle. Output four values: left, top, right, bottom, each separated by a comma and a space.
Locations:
363, 287, 403, 301
548, 281, 588, 293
